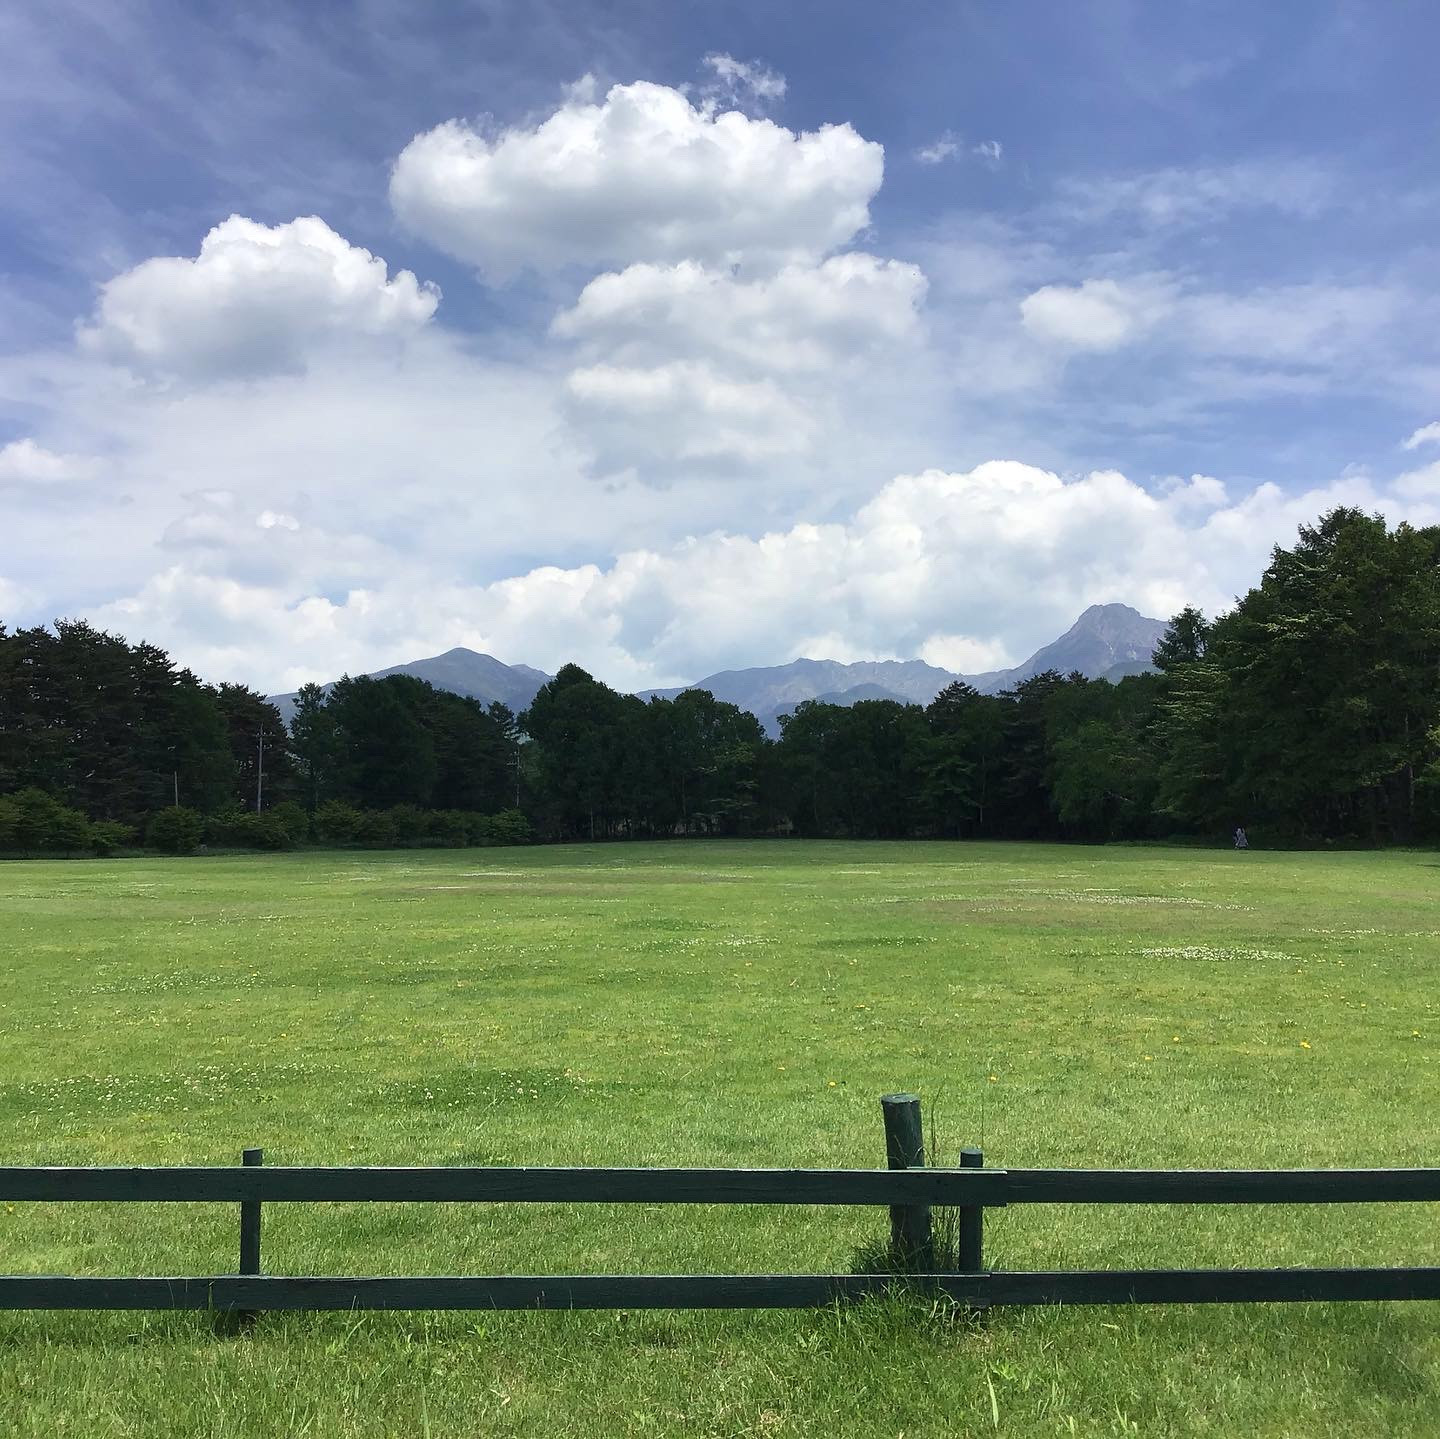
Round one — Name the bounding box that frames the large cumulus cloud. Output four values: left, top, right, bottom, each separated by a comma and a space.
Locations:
389, 79, 884, 277
553, 253, 928, 475
553, 254, 926, 372
87, 459, 1440, 696
79, 215, 439, 380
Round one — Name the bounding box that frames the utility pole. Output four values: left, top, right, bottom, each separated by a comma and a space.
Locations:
256, 727, 264, 812
173, 770, 179, 807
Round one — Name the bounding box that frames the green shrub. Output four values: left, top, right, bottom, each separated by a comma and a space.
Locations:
89, 819, 134, 855
356, 808, 396, 846
200, 805, 289, 851
202, 806, 292, 849
6, 789, 61, 850
487, 808, 534, 846
427, 810, 469, 847
268, 800, 311, 846
235, 813, 293, 850
147, 805, 203, 855
0, 788, 94, 853
50, 806, 94, 853
387, 804, 428, 845
314, 800, 364, 844
203, 804, 250, 847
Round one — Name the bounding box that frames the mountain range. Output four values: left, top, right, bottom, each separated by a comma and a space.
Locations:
268, 603, 1168, 733
267, 648, 552, 727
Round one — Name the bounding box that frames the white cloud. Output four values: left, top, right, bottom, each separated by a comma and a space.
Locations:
1055, 159, 1336, 227
389, 79, 884, 276
1020, 278, 1172, 351
1402, 421, 1440, 451
700, 53, 786, 108
554, 254, 926, 372
1394, 460, 1440, 498
915, 132, 961, 165
0, 329, 784, 629
915, 132, 1003, 166
564, 361, 812, 470
1157, 473, 1229, 512
8, 69, 1432, 700
79, 215, 439, 380
1017, 276, 1391, 369
0, 576, 38, 617
919, 634, 1014, 674
0, 438, 97, 489
553, 253, 928, 475
84, 458, 1440, 696
1182, 284, 1398, 365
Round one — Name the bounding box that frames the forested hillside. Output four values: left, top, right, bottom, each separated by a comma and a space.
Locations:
3, 508, 1438, 851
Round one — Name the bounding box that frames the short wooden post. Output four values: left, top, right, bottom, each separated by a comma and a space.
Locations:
238, 1147, 263, 1325
880, 1093, 932, 1271
958, 1146, 984, 1272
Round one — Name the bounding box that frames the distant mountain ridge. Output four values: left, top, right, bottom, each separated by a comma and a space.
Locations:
646, 604, 1167, 734
267, 648, 552, 726
638, 657, 957, 714
965, 603, 1169, 695
267, 604, 1167, 732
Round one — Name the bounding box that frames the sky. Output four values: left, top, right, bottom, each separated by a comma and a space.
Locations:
2, 0, 1438, 694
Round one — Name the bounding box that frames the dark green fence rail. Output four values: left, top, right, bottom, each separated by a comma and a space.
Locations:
8, 1270, 1440, 1312
7, 1164, 1439, 1206
2, 1094, 1437, 1314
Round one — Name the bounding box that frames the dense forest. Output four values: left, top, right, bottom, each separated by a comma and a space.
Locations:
3, 508, 1439, 853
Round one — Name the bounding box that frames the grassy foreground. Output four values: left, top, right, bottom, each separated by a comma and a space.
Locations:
0, 839, 1437, 1437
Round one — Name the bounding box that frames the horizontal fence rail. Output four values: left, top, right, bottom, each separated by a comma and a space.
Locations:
5, 1269, 1440, 1312
0, 1166, 1012, 1207
1003, 1168, 1440, 1205
3, 1094, 1437, 1317
5, 1166, 1440, 1207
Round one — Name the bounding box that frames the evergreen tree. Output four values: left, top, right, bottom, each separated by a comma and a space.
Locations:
328, 675, 438, 808
216, 684, 294, 810
289, 682, 339, 811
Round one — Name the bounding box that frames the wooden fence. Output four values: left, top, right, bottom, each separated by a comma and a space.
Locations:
2, 1094, 1437, 1314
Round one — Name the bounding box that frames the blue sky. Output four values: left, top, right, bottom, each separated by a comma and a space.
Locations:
2, 0, 1438, 690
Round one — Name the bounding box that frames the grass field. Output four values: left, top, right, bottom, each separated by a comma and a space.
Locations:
1, 839, 1437, 1437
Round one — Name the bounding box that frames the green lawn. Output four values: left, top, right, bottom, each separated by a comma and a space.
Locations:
1, 840, 1437, 1437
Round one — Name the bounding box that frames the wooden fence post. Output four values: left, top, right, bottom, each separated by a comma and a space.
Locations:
880, 1093, 932, 1271
238, 1148, 263, 1325
958, 1146, 984, 1272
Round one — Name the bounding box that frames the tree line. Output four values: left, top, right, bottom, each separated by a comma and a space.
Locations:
2, 508, 1438, 853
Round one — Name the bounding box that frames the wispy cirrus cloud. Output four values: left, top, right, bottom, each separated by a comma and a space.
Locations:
1051, 158, 1337, 228
914, 130, 1003, 166
699, 52, 787, 110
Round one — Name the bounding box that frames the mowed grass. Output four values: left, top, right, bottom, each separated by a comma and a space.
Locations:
0, 840, 1437, 1437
